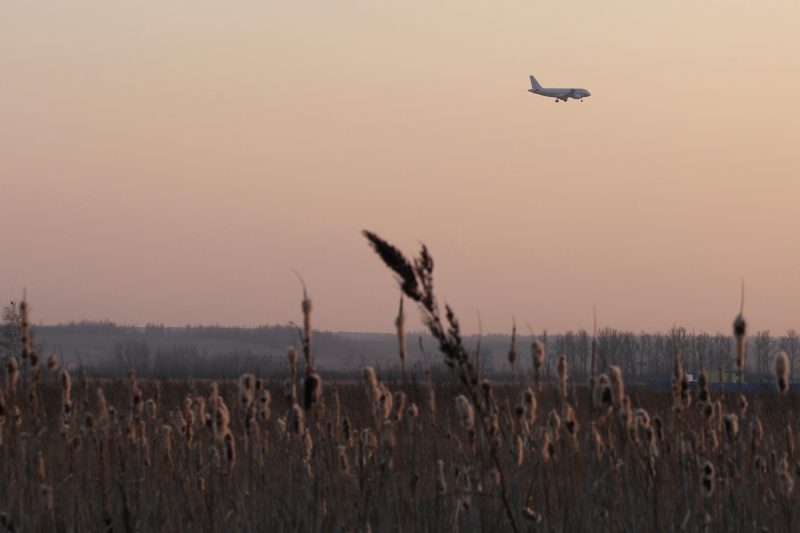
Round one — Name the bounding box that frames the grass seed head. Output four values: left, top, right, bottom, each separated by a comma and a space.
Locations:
608, 366, 625, 406
724, 414, 739, 443
455, 394, 474, 431
532, 339, 545, 369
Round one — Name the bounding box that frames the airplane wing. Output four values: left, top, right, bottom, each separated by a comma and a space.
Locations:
557, 89, 574, 101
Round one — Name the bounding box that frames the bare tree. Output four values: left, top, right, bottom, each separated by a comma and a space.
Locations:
753, 330, 773, 378
0, 301, 23, 359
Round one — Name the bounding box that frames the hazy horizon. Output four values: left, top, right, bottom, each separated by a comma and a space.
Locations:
3, 2, 800, 335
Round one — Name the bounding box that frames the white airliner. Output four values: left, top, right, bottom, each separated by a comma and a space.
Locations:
528, 74, 591, 102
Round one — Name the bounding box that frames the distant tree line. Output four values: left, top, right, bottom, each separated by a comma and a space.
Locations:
2, 306, 798, 382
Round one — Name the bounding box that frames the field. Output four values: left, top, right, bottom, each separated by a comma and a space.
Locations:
1, 366, 798, 532
2, 235, 797, 532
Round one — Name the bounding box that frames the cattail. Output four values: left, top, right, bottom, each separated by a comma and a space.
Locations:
700, 460, 715, 497
96, 388, 109, 424
733, 312, 746, 380
182, 397, 195, 431
83, 411, 95, 432
378, 386, 393, 421
393, 391, 406, 423
427, 374, 437, 426
20, 300, 31, 361
341, 415, 352, 444
258, 389, 271, 422
532, 339, 545, 369
653, 416, 664, 442
680, 369, 690, 409
162, 425, 174, 468
737, 394, 748, 419
300, 283, 313, 368
145, 398, 158, 421
238, 374, 256, 410
563, 403, 579, 443
436, 460, 447, 494
61, 369, 71, 400
608, 366, 625, 406
304, 372, 322, 411
522, 388, 537, 426
697, 371, 710, 404
363, 367, 380, 403
507, 320, 517, 381
455, 394, 474, 431
591, 422, 605, 458
223, 431, 237, 473
129, 371, 143, 418
776, 351, 790, 395
208, 381, 220, 411
61, 369, 72, 433
523, 507, 542, 524
547, 409, 561, 438
36, 452, 46, 482
395, 297, 407, 380
532, 339, 545, 391
723, 414, 739, 443
193, 397, 207, 429
557, 355, 568, 400
514, 434, 525, 465
213, 399, 231, 442
6, 358, 19, 396
593, 373, 613, 409
750, 416, 764, 448
290, 404, 305, 435
337, 444, 351, 475
672, 354, 690, 411
481, 380, 495, 412
541, 429, 555, 462
779, 454, 794, 497
635, 408, 651, 429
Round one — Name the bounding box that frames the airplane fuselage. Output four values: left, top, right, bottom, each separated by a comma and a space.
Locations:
528, 87, 591, 102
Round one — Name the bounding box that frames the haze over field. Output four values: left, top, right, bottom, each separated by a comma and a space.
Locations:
3, 1, 800, 334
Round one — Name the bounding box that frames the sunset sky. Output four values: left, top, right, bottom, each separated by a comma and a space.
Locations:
3, 2, 800, 334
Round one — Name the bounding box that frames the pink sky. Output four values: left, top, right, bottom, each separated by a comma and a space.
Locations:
2, 2, 800, 334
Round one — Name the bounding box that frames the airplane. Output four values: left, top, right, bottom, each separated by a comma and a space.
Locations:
528, 74, 591, 102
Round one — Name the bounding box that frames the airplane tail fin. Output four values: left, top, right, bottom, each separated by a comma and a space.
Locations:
529, 74, 541, 91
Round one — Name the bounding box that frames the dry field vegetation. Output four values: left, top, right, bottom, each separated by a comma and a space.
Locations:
1, 232, 799, 532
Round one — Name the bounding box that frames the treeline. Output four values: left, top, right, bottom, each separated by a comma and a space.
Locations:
12, 319, 799, 382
